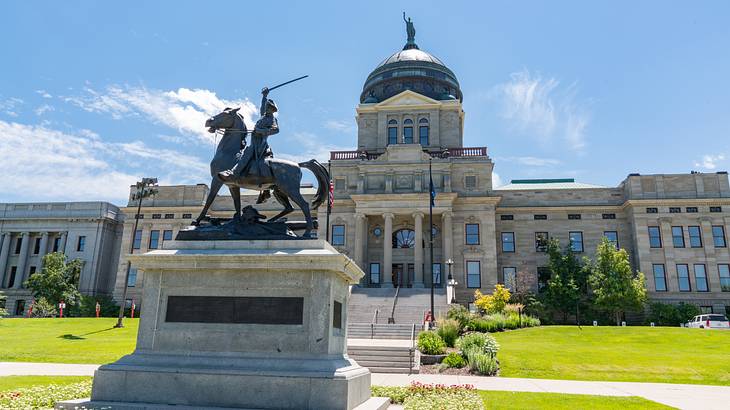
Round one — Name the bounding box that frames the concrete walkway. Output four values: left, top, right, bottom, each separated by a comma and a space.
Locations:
2, 362, 729, 410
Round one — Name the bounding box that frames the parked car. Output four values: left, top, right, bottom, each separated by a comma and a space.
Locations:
686, 314, 730, 329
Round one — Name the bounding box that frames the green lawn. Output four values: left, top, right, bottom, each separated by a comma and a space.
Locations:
492, 326, 730, 385
0, 376, 91, 392
479, 390, 673, 410
0, 318, 137, 364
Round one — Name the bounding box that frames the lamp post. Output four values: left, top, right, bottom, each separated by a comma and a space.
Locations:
115, 177, 158, 328
445, 258, 457, 304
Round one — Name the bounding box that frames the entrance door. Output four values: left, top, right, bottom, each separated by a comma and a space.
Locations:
407, 263, 415, 288
15, 300, 25, 316
392, 264, 403, 287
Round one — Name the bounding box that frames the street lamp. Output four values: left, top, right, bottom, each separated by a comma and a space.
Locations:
115, 177, 158, 328
445, 258, 457, 304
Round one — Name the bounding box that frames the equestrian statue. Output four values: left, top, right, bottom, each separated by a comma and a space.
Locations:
191, 77, 328, 238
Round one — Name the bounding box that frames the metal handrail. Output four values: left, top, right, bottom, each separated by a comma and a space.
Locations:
388, 286, 400, 324
409, 323, 417, 374
372, 309, 379, 325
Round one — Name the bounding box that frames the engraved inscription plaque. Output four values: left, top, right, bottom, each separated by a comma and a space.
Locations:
165, 296, 304, 325
333, 300, 342, 329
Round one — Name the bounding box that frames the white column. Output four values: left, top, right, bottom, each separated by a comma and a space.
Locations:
383, 213, 394, 287
59, 232, 68, 256
441, 212, 453, 284
0, 233, 11, 288
354, 213, 365, 269
39, 232, 49, 260
14, 232, 30, 288
413, 212, 424, 287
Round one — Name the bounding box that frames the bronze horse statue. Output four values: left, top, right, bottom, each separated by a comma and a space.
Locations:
193, 107, 328, 238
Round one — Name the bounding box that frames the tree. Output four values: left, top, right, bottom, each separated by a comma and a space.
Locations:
0, 290, 7, 318
25, 252, 83, 308
587, 237, 647, 325
543, 239, 589, 323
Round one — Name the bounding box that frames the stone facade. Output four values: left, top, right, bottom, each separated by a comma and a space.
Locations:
0, 202, 123, 315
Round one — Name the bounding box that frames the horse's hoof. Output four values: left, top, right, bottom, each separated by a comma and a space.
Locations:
191, 220, 200, 226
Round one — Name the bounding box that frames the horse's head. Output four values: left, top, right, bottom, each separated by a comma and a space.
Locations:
205, 107, 242, 133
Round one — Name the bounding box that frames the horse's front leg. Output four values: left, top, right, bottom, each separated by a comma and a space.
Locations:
193, 177, 224, 225
229, 185, 241, 221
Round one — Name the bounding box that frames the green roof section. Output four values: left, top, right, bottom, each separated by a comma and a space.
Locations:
510, 178, 575, 184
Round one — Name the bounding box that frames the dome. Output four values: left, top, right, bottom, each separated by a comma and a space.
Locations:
360, 18, 462, 103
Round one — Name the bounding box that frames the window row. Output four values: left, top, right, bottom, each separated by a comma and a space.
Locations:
132, 229, 174, 250
647, 225, 726, 249
652, 263, 730, 292
11, 235, 86, 254
366, 260, 482, 288
500, 213, 617, 221
647, 206, 722, 214
387, 118, 430, 145
500, 231, 619, 253
331, 223, 482, 247
135, 213, 193, 220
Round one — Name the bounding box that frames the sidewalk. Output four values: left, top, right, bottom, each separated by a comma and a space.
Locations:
2, 362, 729, 410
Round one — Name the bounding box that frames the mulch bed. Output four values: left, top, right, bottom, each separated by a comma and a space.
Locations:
418, 364, 473, 375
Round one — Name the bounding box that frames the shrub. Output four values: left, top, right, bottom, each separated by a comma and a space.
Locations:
442, 351, 466, 368
436, 318, 460, 347
0, 291, 7, 318
417, 331, 446, 355
371, 386, 409, 404
468, 351, 498, 376
68, 294, 120, 317
468, 312, 540, 332
446, 304, 471, 330
457, 332, 499, 358
0, 380, 92, 409
504, 303, 524, 314
474, 284, 511, 314
31, 297, 57, 318
374, 383, 481, 409
647, 301, 701, 326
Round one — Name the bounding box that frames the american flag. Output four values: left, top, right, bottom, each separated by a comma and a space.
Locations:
328, 180, 334, 209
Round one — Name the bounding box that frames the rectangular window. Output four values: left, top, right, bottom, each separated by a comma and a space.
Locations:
29, 266, 36, 276
712, 226, 727, 248
537, 267, 551, 292
331, 225, 345, 246
135, 214, 144, 219
163, 230, 173, 242
388, 126, 397, 145
535, 232, 548, 252
694, 264, 709, 292
334, 177, 345, 191
369, 263, 380, 285
433, 263, 442, 285
419, 125, 429, 145
127, 267, 137, 287
568, 214, 581, 220
671, 226, 685, 248
501, 232, 515, 253
669, 207, 681, 213
569, 232, 584, 253
148, 230, 160, 250
76, 236, 86, 252
604, 231, 619, 249
52, 237, 61, 252
164, 213, 175, 219
648, 226, 662, 248
686, 207, 698, 213
653, 264, 667, 291
534, 214, 547, 220
646, 207, 658, 213
464, 175, 477, 190
602, 213, 616, 219
688, 226, 702, 248
503, 267, 516, 291
403, 126, 413, 143
465, 224, 480, 245
677, 264, 691, 291
710, 206, 722, 213
182, 213, 192, 219
700, 306, 713, 314
466, 260, 481, 288
719, 264, 730, 292
8, 266, 17, 288
33, 237, 41, 254
152, 214, 161, 219
500, 215, 514, 221
132, 230, 142, 250
14, 237, 22, 254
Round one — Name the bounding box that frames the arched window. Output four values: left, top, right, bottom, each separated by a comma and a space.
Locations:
388, 119, 398, 145
392, 229, 416, 248
419, 118, 429, 146
403, 119, 414, 144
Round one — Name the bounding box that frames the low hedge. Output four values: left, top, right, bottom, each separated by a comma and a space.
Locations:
468, 312, 540, 332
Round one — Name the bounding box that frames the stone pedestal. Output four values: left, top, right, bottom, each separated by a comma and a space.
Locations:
58, 239, 384, 410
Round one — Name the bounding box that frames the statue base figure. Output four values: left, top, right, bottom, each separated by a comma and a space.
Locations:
180, 205, 316, 240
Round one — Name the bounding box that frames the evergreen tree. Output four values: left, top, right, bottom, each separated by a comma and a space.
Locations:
25, 252, 82, 308
588, 237, 647, 325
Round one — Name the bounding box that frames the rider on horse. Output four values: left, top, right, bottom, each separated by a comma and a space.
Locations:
218, 87, 278, 202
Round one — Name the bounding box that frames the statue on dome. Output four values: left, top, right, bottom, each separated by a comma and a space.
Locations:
403, 12, 416, 47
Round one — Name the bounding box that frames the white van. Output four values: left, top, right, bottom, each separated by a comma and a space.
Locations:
687, 314, 730, 329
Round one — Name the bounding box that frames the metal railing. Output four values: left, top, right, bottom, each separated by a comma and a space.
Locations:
330, 147, 488, 161
388, 286, 400, 324
409, 323, 417, 374
370, 309, 379, 339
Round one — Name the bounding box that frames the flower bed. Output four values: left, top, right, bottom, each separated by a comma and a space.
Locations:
0, 380, 92, 409
372, 382, 483, 410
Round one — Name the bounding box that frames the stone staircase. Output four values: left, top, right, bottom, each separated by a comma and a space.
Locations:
348, 286, 449, 328
348, 323, 416, 339
347, 343, 418, 374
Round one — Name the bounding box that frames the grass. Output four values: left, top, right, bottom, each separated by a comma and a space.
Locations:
492, 326, 730, 385
0, 318, 137, 364
479, 390, 673, 410
0, 376, 91, 392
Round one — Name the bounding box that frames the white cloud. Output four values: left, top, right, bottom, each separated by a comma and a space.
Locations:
495, 69, 590, 152
34, 104, 55, 116
694, 154, 725, 170
0, 120, 210, 203
36, 90, 53, 99
323, 119, 355, 133
63, 85, 257, 144
0, 97, 23, 117
492, 172, 504, 188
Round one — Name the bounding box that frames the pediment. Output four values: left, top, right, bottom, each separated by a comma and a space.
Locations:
376, 90, 441, 107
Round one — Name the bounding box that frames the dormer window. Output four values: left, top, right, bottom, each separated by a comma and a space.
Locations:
403, 119, 414, 143
419, 118, 429, 146
387, 119, 398, 145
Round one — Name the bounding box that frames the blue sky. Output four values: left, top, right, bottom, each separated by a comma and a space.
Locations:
1, 1, 729, 205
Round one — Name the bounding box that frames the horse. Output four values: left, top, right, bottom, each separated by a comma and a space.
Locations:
193, 107, 329, 238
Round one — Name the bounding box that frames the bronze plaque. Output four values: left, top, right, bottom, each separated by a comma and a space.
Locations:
165, 296, 303, 325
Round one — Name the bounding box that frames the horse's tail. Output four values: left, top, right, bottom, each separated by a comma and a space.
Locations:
299, 159, 329, 210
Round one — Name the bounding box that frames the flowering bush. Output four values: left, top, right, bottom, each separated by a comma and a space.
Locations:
456, 332, 499, 358
0, 380, 92, 409
417, 331, 446, 355
373, 382, 482, 409
474, 285, 511, 314
467, 351, 498, 376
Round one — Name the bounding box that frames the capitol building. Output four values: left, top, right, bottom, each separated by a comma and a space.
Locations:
1, 25, 729, 319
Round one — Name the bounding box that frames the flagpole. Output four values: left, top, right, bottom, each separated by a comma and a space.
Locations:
326, 160, 332, 242
429, 157, 435, 329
